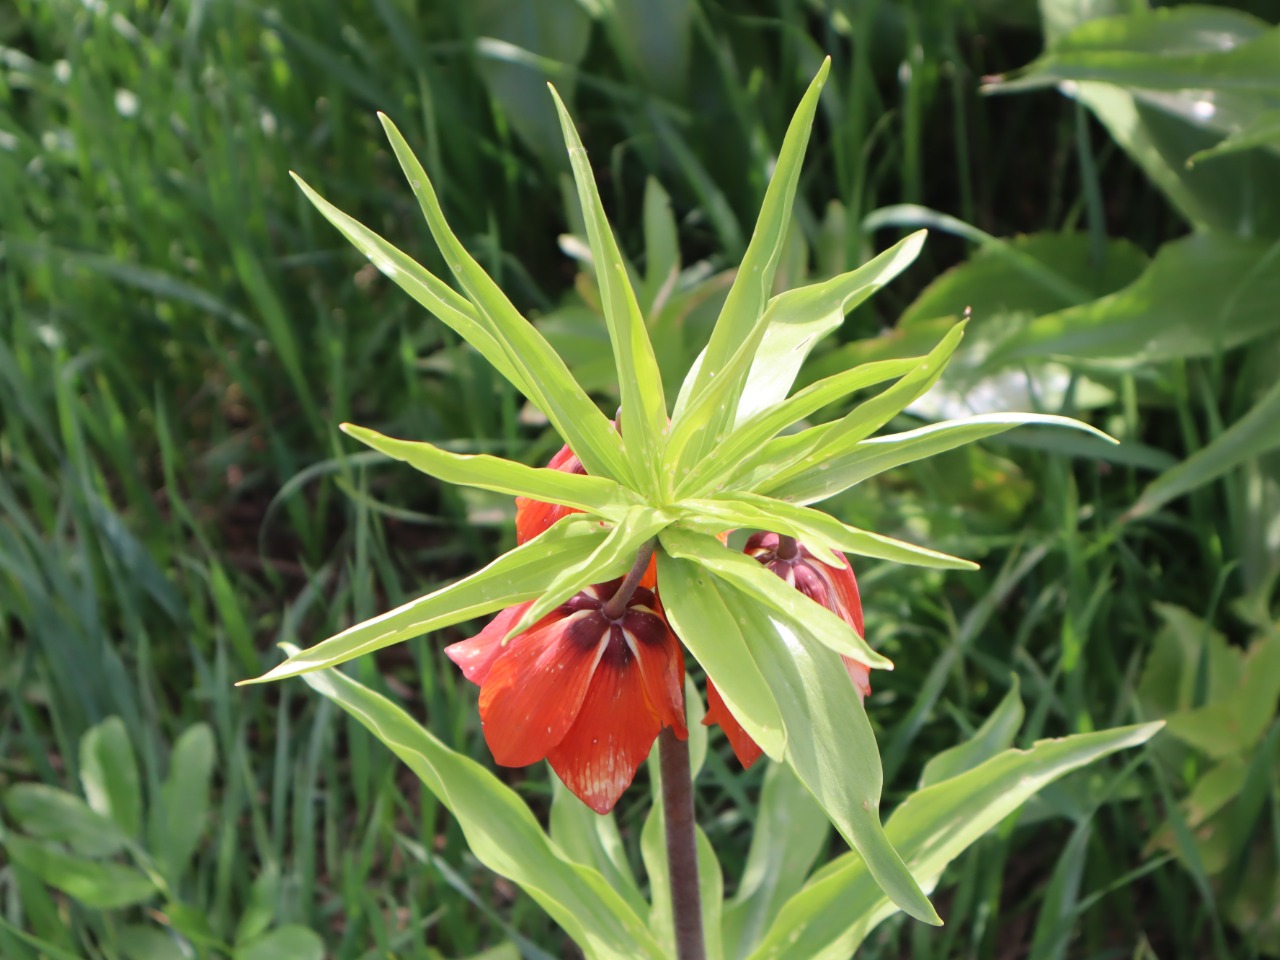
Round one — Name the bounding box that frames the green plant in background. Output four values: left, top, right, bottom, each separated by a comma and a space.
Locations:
1138, 600, 1280, 953
0, 718, 323, 960
241, 61, 1163, 958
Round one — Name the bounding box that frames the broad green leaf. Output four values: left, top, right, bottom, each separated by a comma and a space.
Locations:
80, 716, 142, 840
685, 493, 978, 571
234, 926, 325, 960
235, 866, 280, 946
991, 235, 1280, 366
734, 231, 927, 425
290, 174, 531, 396
1127, 377, 1280, 519
151, 723, 214, 883
640, 805, 725, 960
1189, 108, 1280, 164
660, 528, 891, 671
764, 413, 1117, 506
551, 88, 669, 490
919, 677, 1024, 788
0, 916, 86, 960
676, 357, 920, 499
504, 507, 671, 638
737, 323, 967, 493
734, 601, 938, 925
244, 519, 608, 683
378, 114, 636, 486
1, 834, 156, 909
670, 60, 831, 468
721, 762, 830, 960
656, 551, 786, 760
341, 423, 643, 519
748, 722, 1162, 958
549, 780, 648, 919
2, 784, 128, 857
295, 654, 664, 960
119, 926, 182, 960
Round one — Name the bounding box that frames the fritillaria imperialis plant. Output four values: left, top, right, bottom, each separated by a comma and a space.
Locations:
245, 60, 1161, 959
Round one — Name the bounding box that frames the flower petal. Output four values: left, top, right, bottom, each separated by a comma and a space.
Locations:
478, 611, 608, 767
625, 605, 687, 738
444, 601, 534, 686
547, 640, 662, 813
842, 656, 872, 701
515, 444, 585, 544
703, 679, 763, 769
824, 555, 865, 636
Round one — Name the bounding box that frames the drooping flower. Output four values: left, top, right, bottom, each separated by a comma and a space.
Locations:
445, 577, 687, 813
704, 531, 871, 769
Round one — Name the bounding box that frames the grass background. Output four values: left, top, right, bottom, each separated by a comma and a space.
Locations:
2, 0, 1278, 957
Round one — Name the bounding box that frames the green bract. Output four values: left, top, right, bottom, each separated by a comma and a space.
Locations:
247, 59, 1120, 936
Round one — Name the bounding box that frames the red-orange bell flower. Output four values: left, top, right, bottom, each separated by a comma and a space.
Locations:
704, 532, 871, 769
445, 578, 687, 813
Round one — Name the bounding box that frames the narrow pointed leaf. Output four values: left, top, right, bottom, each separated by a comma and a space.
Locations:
295, 656, 665, 960
242, 519, 608, 683
748, 723, 1163, 959
341, 423, 643, 519
549, 780, 648, 920
735, 231, 928, 425
660, 527, 890, 671
290, 174, 530, 396
686, 494, 978, 571
676, 356, 919, 499
378, 114, 635, 485
504, 507, 672, 639
640, 802, 726, 960
918, 678, 1024, 789
670, 60, 831, 467
551, 88, 668, 488
738, 323, 968, 493
765, 413, 1117, 505
733, 601, 939, 925
657, 551, 787, 760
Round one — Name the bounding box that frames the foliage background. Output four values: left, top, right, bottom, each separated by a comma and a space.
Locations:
1, 0, 1277, 957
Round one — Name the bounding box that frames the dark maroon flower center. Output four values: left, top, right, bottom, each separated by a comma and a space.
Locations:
560, 581, 666, 659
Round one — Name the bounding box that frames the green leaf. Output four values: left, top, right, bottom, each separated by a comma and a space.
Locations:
550, 88, 669, 491
235, 866, 280, 946
234, 926, 325, 960
669, 59, 831, 468
1127, 377, 1280, 520
151, 723, 215, 883
763, 413, 1117, 506
80, 716, 142, 840
676, 357, 920, 499
2, 784, 128, 857
656, 551, 787, 760
1, 834, 156, 909
660, 528, 891, 671
685, 493, 978, 571
640, 177, 681, 316
503, 507, 671, 638
721, 762, 830, 960
732, 599, 938, 925
295, 654, 665, 960
549, 780, 648, 920
244, 518, 608, 683
378, 114, 636, 486
0, 916, 87, 960
289, 174, 532, 396
748, 723, 1163, 958
919, 677, 1024, 788
1189, 108, 1280, 164
119, 926, 182, 960
738, 322, 968, 493
735, 231, 927, 425
340, 423, 643, 519
991, 235, 1280, 367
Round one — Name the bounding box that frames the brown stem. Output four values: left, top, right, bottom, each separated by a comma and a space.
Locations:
601, 539, 657, 619
659, 728, 705, 960
775, 534, 800, 560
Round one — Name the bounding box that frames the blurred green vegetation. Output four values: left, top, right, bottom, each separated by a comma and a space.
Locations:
1, 0, 1277, 958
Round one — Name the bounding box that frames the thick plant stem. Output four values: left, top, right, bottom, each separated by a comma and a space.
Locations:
602, 538, 657, 619
775, 534, 800, 560
659, 728, 705, 960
